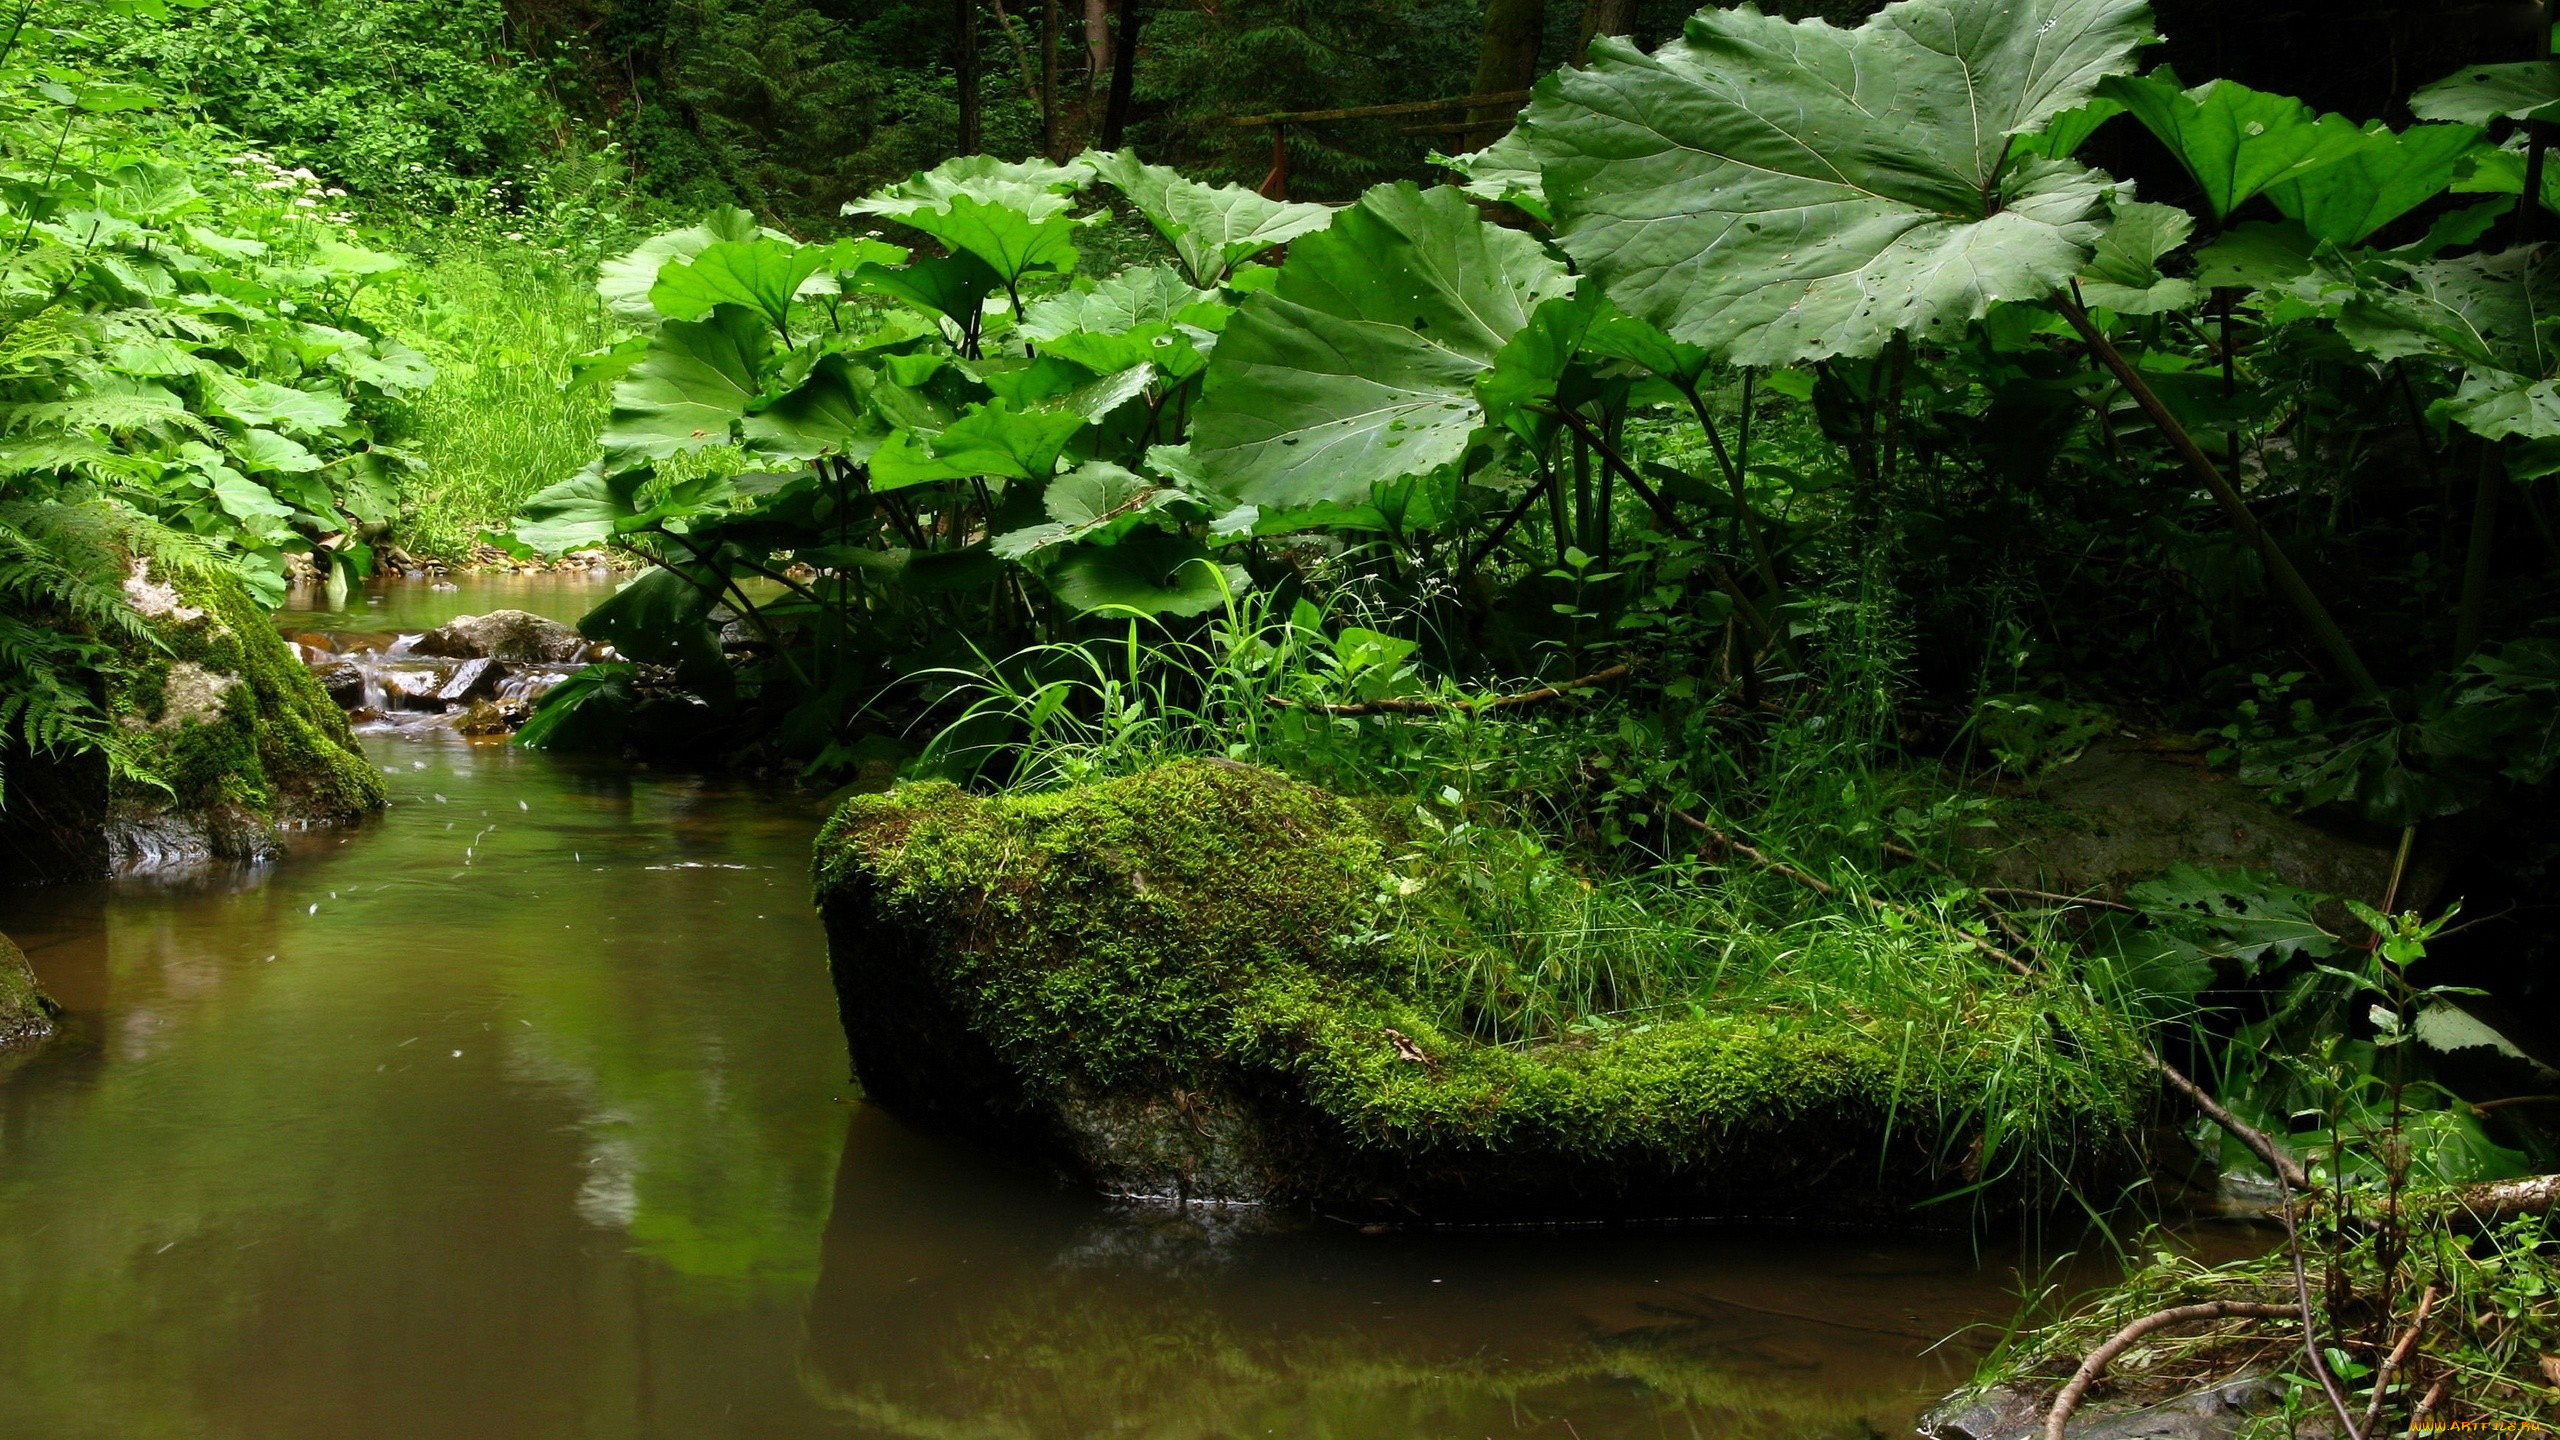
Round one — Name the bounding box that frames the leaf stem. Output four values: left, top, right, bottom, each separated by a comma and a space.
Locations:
2053, 291, 2385, 701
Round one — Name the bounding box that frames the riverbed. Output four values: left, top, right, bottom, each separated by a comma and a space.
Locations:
1, 576, 2073, 1440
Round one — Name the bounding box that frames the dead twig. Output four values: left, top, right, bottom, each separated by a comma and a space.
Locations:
1268, 664, 1629, 717
2405, 1372, 2452, 1436
2279, 1171, 2368, 1438
2360, 1285, 2438, 1438
2043, 1301, 2298, 1440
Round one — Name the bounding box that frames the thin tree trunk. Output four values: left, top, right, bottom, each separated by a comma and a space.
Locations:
1466, 0, 1546, 147
1098, 0, 1144, 150
1573, 0, 1633, 64
988, 0, 1042, 106
955, 0, 982, 154
1041, 0, 1062, 158
1084, 0, 1112, 95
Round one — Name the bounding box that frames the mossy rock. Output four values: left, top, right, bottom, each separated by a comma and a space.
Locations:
0, 930, 56, 1048
814, 760, 2143, 1225
1, 552, 385, 880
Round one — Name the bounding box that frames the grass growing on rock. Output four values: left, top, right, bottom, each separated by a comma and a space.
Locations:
816, 759, 2149, 1222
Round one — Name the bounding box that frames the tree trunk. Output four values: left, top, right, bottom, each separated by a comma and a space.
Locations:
1573, 0, 1633, 64
1084, 0, 1112, 95
1098, 0, 1144, 150
1041, 0, 1062, 158
1467, 0, 1546, 148
955, 0, 982, 154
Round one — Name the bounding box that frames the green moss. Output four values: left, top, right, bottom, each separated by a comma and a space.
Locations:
102, 553, 385, 854
0, 930, 56, 1047
814, 761, 2146, 1222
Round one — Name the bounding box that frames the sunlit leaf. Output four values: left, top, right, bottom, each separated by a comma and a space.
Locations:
1522, 0, 2151, 366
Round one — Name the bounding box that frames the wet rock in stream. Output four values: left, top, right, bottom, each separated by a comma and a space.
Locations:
413, 609, 594, 664
0, 549, 384, 882
1921, 1375, 2286, 1440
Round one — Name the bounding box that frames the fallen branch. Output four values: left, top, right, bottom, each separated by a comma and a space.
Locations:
2405, 1373, 2452, 1437
2442, 1171, 2560, 1229
2042, 1301, 2298, 1440
1267, 664, 1629, 717
2359, 1285, 2438, 1439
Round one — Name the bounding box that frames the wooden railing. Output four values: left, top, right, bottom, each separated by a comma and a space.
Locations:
1223, 90, 1532, 200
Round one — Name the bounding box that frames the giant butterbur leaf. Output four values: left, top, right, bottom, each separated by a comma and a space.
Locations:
1047, 529, 1244, 617
2098, 73, 2365, 221
1083, 150, 1333, 286
649, 238, 826, 335
2078, 201, 2199, 314
2260, 119, 2480, 245
2412, 60, 2560, 125
600, 306, 771, 465
741, 353, 882, 464
1190, 182, 1572, 508
2338, 249, 2560, 442
847, 155, 1093, 288
598, 208, 764, 323
1514, 0, 2151, 367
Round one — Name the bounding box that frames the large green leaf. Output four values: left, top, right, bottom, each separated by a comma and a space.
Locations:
2412, 60, 2560, 125
601, 306, 770, 465
846, 155, 1092, 287
580, 567, 729, 689
2261, 121, 2483, 245
1189, 182, 1571, 508
868, 399, 1087, 488
2337, 250, 2560, 441
855, 251, 1002, 332
2078, 201, 2199, 314
1020, 266, 1229, 378
1083, 150, 1333, 286
1435, 132, 1556, 225
598, 208, 764, 323
989, 461, 1179, 559
1047, 529, 1244, 617
648, 238, 826, 335
1521, 0, 2152, 366
208, 376, 351, 435
741, 353, 883, 464
2099, 73, 2366, 221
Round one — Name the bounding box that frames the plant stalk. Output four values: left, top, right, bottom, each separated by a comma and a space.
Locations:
2054, 292, 2384, 701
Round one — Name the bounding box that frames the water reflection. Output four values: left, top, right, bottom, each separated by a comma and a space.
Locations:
803, 1108, 2009, 1439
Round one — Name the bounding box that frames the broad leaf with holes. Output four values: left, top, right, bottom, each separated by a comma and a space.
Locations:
1515, 0, 2152, 366
1084, 150, 1333, 286
2338, 249, 2560, 442
2412, 60, 2560, 125
1190, 182, 1572, 508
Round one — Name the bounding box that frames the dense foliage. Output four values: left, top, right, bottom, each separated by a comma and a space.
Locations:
0, 6, 436, 802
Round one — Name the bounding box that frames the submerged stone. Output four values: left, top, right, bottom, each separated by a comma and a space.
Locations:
1, 553, 386, 881
813, 760, 2144, 1224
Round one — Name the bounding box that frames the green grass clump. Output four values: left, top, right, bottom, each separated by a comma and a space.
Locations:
360, 244, 614, 563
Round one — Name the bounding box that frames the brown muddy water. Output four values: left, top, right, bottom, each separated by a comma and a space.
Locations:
0, 577, 2156, 1440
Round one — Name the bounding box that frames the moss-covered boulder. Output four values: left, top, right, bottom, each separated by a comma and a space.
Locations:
814, 761, 2144, 1224
0, 930, 56, 1047
1, 555, 385, 880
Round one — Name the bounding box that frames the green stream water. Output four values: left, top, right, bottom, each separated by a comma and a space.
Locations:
0, 577, 2048, 1440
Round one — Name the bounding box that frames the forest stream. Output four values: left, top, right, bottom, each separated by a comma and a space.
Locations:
0, 578, 2170, 1440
